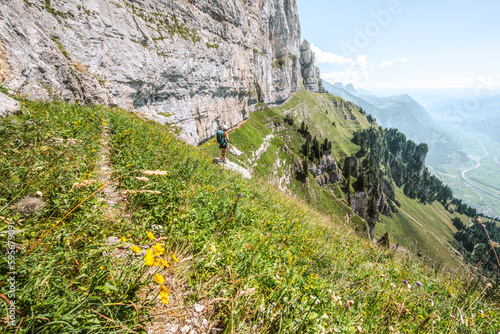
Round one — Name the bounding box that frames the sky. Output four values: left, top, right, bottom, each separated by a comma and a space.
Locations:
296, 0, 500, 102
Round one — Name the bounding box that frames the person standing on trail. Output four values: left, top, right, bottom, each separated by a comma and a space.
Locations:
216, 125, 229, 163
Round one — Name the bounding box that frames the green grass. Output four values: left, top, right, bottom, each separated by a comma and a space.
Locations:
50, 36, 70, 58
0, 100, 153, 332
1, 97, 498, 333
376, 188, 470, 270
202, 90, 493, 274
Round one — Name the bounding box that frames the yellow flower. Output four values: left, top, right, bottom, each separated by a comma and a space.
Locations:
159, 259, 171, 268
121, 237, 127, 242
144, 248, 155, 266
152, 243, 165, 256
172, 253, 179, 263
159, 285, 170, 304
99, 265, 104, 270
154, 274, 165, 284
146, 231, 155, 240
160, 293, 169, 304
131, 245, 141, 253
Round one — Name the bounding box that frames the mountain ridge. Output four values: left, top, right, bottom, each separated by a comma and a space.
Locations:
322, 80, 459, 166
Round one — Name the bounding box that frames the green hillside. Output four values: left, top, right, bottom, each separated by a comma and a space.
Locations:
0, 96, 498, 333
202, 90, 478, 272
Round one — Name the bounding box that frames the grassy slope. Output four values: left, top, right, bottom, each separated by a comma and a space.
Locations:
204, 89, 477, 272
1, 97, 498, 333
376, 188, 470, 270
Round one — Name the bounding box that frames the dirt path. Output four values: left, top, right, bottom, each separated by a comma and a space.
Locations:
94, 124, 210, 333
96, 122, 125, 220
248, 134, 274, 173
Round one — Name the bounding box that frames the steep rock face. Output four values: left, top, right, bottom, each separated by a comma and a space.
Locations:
308, 152, 341, 186
345, 156, 360, 175
351, 191, 368, 219
409, 143, 428, 176
351, 191, 393, 222
299, 39, 324, 93
0, 0, 306, 144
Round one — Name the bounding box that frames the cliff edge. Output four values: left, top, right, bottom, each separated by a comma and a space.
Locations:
0, 0, 324, 144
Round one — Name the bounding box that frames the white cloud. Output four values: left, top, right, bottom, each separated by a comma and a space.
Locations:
311, 45, 500, 92
310, 43, 352, 64
359, 78, 480, 90
321, 55, 370, 84
378, 61, 394, 68
379, 58, 408, 68
307, 44, 371, 85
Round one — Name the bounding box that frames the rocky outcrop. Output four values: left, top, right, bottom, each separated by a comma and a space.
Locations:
308, 152, 341, 186
0, 0, 313, 144
345, 157, 360, 175
409, 143, 428, 176
299, 40, 324, 93
0, 92, 20, 117
351, 191, 368, 219
351, 190, 393, 222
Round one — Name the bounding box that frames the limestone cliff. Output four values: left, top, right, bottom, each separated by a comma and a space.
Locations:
299, 39, 324, 93
308, 152, 341, 187
0, 0, 325, 144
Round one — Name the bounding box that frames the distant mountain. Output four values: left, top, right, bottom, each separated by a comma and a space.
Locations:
323, 81, 459, 165
356, 87, 376, 96
427, 94, 500, 123
427, 94, 500, 144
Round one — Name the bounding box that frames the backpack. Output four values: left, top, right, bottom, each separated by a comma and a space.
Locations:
216, 130, 227, 145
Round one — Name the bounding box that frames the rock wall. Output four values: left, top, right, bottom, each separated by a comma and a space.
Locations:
308, 152, 341, 187
0, 0, 323, 144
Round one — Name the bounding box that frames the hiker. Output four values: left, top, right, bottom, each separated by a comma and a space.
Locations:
216, 125, 229, 163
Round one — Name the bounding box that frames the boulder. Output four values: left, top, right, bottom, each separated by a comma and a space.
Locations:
0, 92, 20, 117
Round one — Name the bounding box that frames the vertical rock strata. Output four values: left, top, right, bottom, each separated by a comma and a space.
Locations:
0, 0, 322, 144
299, 39, 325, 93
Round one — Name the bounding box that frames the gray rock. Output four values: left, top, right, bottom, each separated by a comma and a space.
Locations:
167, 324, 179, 333
105, 236, 120, 246
351, 191, 368, 219
309, 152, 341, 186
0, 0, 320, 145
194, 303, 205, 313
0, 92, 20, 117
300, 39, 325, 93
151, 224, 165, 234
229, 146, 244, 156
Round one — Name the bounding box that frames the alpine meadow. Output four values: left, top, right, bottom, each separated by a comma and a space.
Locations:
0, 0, 499, 333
